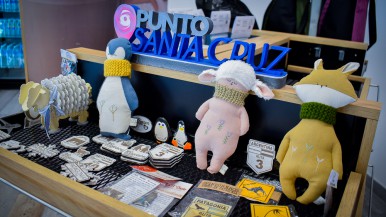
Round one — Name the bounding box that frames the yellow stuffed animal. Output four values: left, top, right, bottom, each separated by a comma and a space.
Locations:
276, 59, 359, 204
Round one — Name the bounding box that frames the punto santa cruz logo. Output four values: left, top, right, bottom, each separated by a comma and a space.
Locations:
114, 4, 138, 39
113, 4, 289, 75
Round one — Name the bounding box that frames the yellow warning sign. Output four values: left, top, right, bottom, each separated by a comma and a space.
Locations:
250, 204, 291, 217
181, 197, 232, 217
236, 178, 275, 203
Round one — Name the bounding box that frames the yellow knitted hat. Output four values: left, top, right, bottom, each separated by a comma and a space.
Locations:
104, 59, 132, 77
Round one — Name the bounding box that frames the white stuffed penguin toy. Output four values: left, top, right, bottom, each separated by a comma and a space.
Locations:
97, 38, 138, 140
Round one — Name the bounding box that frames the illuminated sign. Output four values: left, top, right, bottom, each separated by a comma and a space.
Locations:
114, 4, 289, 77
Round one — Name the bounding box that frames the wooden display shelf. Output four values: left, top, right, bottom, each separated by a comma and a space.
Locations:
252, 30, 368, 50
0, 47, 381, 217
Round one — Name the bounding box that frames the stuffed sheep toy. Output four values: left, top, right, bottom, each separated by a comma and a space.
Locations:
195, 60, 275, 174
97, 38, 139, 140
19, 74, 91, 135
276, 59, 359, 204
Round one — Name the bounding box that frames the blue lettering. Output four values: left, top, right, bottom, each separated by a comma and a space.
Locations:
230, 41, 249, 60
168, 34, 181, 57
142, 30, 161, 54
181, 36, 203, 62
131, 28, 150, 52
136, 10, 148, 28
247, 43, 269, 71
207, 37, 232, 65
176, 34, 191, 58
147, 11, 162, 30
263, 45, 291, 73
158, 31, 173, 56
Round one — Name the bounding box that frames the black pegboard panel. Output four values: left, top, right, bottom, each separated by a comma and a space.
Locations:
8, 120, 329, 217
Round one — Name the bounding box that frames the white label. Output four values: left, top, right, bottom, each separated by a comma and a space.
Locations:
60, 49, 77, 63
92, 134, 124, 144
219, 164, 228, 175
231, 16, 255, 39
129, 118, 138, 127
131, 165, 182, 181
149, 143, 183, 161
247, 139, 275, 175
0, 130, 11, 141
0, 140, 20, 150
101, 140, 136, 154
61, 136, 90, 149
108, 172, 160, 204
327, 169, 339, 189
121, 144, 151, 161
210, 11, 231, 34
156, 180, 193, 199
313, 196, 326, 205
81, 153, 116, 171
130, 115, 153, 133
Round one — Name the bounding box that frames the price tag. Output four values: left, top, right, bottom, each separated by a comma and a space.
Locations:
210, 11, 231, 34
247, 139, 275, 175
327, 169, 339, 189
231, 16, 255, 39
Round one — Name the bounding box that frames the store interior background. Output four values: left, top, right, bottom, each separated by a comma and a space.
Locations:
0, 0, 385, 214
171, 0, 386, 203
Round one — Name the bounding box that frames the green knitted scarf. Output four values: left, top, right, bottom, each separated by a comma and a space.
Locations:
214, 84, 249, 106
300, 102, 337, 125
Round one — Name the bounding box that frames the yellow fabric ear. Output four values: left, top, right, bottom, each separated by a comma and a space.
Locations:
338, 62, 360, 76
314, 59, 324, 70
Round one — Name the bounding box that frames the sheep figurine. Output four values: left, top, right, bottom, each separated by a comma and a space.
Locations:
19, 74, 91, 135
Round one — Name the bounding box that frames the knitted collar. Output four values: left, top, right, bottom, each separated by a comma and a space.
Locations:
300, 102, 337, 125
104, 59, 132, 77
214, 84, 249, 106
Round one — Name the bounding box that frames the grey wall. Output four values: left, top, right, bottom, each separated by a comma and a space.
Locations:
21, 0, 118, 82
364, 0, 386, 189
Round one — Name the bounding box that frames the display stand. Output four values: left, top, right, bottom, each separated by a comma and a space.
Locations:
0, 44, 381, 217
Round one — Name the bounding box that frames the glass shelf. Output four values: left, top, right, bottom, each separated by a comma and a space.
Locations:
0, 10, 19, 13
0, 36, 21, 39
0, 68, 24, 80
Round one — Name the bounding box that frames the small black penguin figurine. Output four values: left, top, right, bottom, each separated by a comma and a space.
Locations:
172, 120, 192, 150
154, 117, 172, 144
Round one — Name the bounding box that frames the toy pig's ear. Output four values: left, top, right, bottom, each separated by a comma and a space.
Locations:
251, 80, 275, 100
314, 59, 324, 70
198, 69, 217, 82
339, 62, 360, 76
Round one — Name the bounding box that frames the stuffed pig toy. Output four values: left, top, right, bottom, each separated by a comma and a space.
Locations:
97, 38, 139, 140
195, 60, 275, 174
276, 59, 359, 204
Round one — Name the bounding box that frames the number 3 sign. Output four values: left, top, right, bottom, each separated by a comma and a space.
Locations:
247, 139, 276, 175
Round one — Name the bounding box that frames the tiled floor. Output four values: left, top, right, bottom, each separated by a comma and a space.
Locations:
0, 89, 23, 118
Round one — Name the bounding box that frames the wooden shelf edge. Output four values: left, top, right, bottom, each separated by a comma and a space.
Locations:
337, 172, 362, 217
68, 47, 381, 120
252, 30, 368, 50
0, 149, 152, 217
